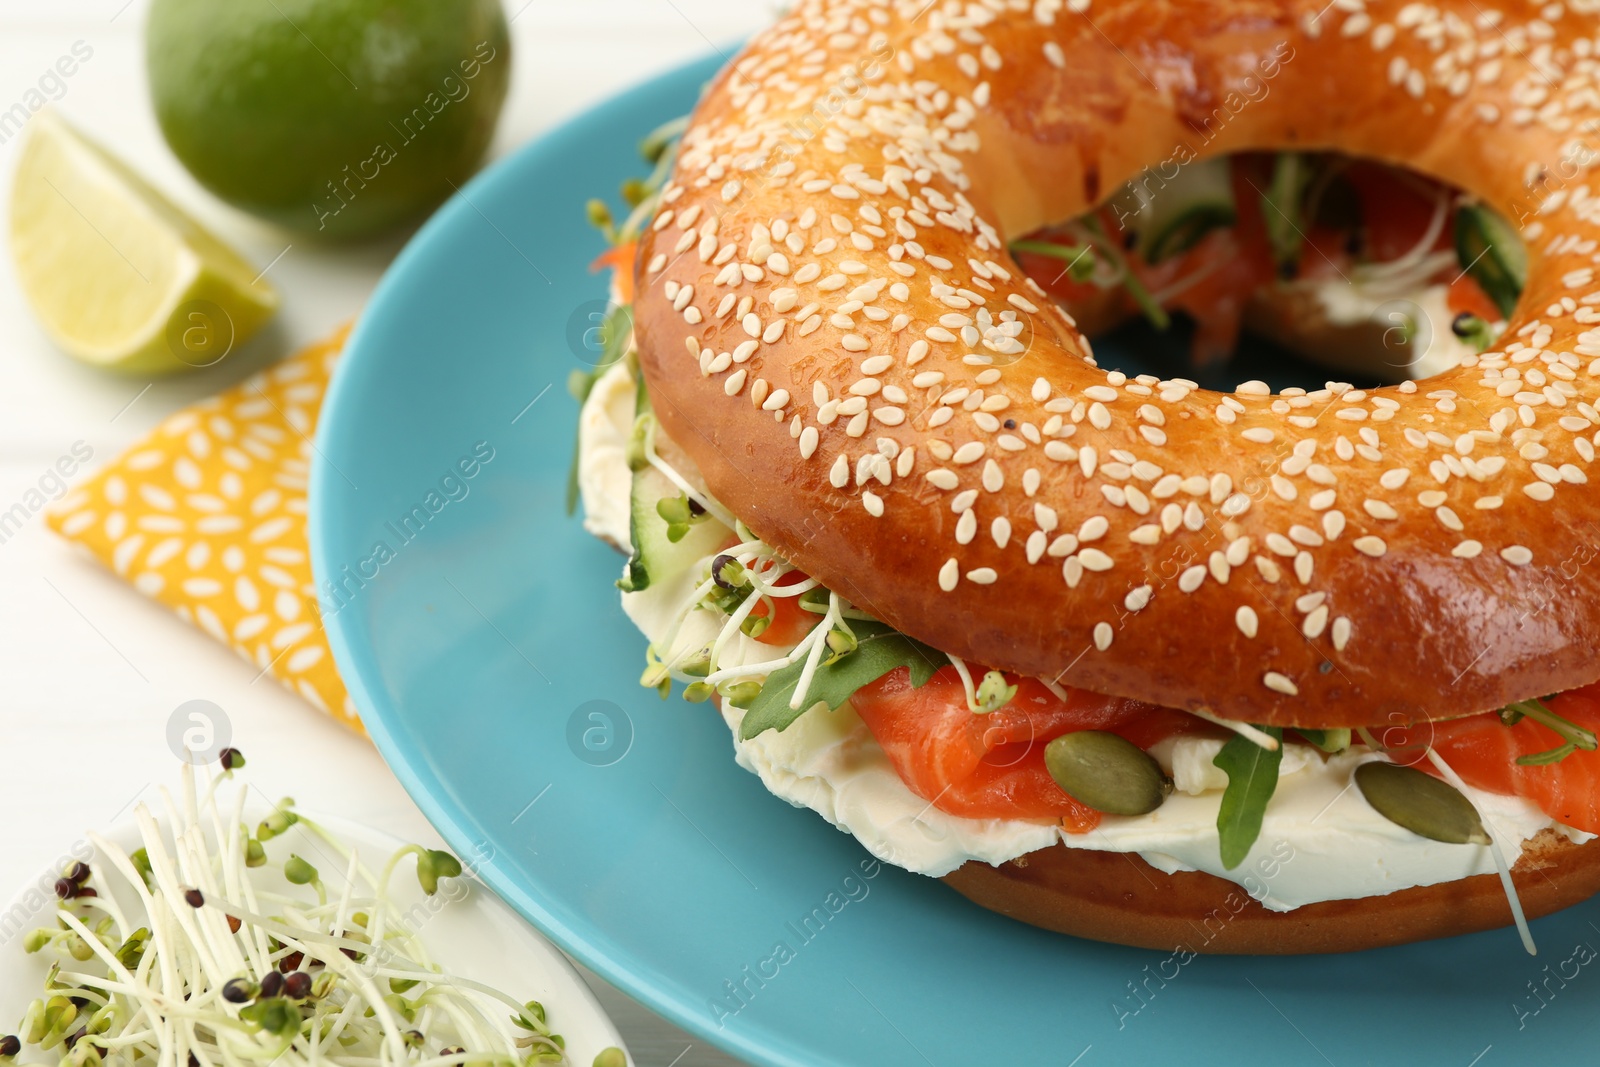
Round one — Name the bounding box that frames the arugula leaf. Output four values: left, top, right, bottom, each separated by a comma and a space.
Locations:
1079, 216, 1171, 331
1504, 696, 1597, 766
738, 622, 942, 740
1213, 726, 1284, 870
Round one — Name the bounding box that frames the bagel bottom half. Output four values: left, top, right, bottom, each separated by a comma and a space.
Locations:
942, 830, 1600, 955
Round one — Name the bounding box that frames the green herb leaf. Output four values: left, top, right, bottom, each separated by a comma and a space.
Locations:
1213, 726, 1284, 869
1517, 741, 1577, 766
738, 622, 942, 740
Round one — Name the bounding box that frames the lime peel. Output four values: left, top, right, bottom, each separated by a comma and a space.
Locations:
9, 111, 278, 375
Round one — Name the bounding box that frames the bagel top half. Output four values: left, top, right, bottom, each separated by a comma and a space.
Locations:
631, 0, 1600, 729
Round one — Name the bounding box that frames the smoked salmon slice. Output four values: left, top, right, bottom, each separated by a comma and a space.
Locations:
850, 667, 1211, 828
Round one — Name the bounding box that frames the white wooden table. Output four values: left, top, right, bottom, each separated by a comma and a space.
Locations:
0, 3, 767, 1063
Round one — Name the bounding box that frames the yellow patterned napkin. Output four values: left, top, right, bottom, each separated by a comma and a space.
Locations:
48, 326, 363, 732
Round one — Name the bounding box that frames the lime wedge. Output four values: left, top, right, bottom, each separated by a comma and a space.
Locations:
9, 110, 278, 374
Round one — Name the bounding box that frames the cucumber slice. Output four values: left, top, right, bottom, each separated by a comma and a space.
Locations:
1111, 157, 1237, 265
1455, 203, 1526, 319
618, 465, 727, 593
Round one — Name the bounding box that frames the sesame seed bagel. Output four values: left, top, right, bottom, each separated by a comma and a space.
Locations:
632, 0, 1600, 729
942, 827, 1600, 954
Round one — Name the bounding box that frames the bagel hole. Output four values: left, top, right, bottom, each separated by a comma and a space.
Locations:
1010, 152, 1524, 393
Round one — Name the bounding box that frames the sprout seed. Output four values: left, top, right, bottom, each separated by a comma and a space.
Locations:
221, 978, 255, 1004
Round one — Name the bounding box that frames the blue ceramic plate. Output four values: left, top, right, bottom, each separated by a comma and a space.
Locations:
312, 52, 1600, 1067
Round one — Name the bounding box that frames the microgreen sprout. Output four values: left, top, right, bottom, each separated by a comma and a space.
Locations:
655, 491, 709, 544
823, 627, 858, 663
720, 680, 762, 707
974, 671, 1019, 713
283, 854, 317, 885
1451, 311, 1494, 351
585, 199, 617, 244
411, 848, 463, 897
255, 798, 299, 841
6, 760, 577, 1066
128, 848, 153, 889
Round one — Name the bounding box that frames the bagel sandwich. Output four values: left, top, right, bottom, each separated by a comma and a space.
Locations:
567, 0, 1600, 955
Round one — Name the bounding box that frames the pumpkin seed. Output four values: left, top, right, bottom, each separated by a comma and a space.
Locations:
1354, 761, 1490, 845
1044, 731, 1171, 816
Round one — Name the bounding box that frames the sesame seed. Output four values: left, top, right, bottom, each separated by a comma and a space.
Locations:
1264, 672, 1299, 696
1078, 548, 1114, 571
1294, 552, 1314, 584
938, 559, 959, 592
1501, 545, 1534, 566
1093, 622, 1113, 650
967, 567, 998, 585
1236, 607, 1259, 639
1353, 536, 1388, 558
1303, 606, 1329, 639
1331, 617, 1352, 652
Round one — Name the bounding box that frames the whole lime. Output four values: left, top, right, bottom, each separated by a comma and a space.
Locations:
146, 0, 510, 239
